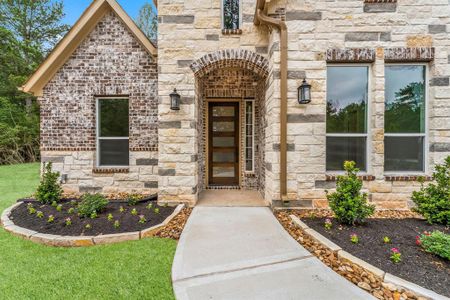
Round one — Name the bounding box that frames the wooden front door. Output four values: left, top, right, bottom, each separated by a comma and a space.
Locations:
208, 102, 239, 186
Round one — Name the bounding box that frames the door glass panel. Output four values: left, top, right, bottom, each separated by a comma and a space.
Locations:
213, 152, 235, 162
213, 122, 234, 132
212, 106, 235, 117
213, 166, 235, 177
213, 137, 235, 147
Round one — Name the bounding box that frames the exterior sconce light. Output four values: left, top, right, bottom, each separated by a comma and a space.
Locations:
298, 79, 311, 104
60, 174, 68, 184
170, 88, 181, 110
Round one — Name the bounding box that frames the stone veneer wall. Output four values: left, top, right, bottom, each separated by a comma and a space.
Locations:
39, 11, 158, 195
263, 0, 450, 209
158, 0, 270, 205
158, 0, 450, 208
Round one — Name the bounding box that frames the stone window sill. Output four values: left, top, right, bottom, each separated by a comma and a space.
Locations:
326, 174, 375, 181
222, 29, 242, 35
384, 175, 432, 182
93, 168, 129, 174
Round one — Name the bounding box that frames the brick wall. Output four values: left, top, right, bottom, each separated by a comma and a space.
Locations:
39, 11, 158, 195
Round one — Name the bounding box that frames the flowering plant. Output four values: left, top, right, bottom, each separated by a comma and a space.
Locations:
113, 220, 120, 229
138, 215, 147, 224
65, 218, 72, 226
107, 213, 113, 221
47, 215, 55, 223
383, 236, 391, 244
350, 233, 359, 244
324, 218, 332, 230
131, 208, 138, 216
390, 248, 402, 263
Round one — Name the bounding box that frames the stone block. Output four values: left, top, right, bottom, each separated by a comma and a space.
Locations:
290, 215, 310, 230
4, 225, 37, 239
160, 15, 195, 24
158, 168, 176, 176
384, 273, 447, 300
363, 3, 397, 13
205, 34, 219, 41
430, 77, 449, 86
93, 232, 140, 245
136, 158, 158, 166
430, 143, 450, 152
287, 114, 325, 123
345, 32, 379, 41
286, 11, 322, 21
159, 121, 182, 129
428, 24, 446, 34
144, 181, 158, 188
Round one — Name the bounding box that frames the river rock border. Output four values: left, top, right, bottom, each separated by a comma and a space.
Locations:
289, 215, 448, 300
0, 202, 185, 247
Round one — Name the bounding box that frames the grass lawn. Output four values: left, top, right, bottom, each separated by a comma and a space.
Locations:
0, 163, 176, 300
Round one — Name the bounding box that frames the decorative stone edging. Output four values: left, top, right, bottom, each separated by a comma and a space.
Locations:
0, 202, 185, 247
290, 215, 449, 300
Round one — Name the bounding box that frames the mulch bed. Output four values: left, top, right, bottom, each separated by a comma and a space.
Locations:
10, 199, 175, 236
302, 216, 450, 297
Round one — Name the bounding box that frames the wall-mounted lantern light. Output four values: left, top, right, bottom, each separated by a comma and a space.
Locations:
170, 88, 181, 110
298, 79, 311, 104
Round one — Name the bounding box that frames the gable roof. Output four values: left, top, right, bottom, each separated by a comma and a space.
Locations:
21, 0, 157, 96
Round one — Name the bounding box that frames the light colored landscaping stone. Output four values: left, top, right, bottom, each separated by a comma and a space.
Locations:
384, 273, 450, 300
30, 233, 61, 245
289, 214, 310, 230
338, 250, 385, 280
93, 232, 140, 245
304, 228, 342, 253
3, 224, 37, 239
51, 236, 95, 247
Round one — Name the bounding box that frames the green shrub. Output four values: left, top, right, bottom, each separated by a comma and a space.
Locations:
419, 231, 450, 260
35, 162, 62, 204
77, 193, 109, 218
326, 161, 375, 225
127, 194, 142, 206
412, 157, 450, 225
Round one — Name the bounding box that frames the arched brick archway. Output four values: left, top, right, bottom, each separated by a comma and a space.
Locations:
192, 49, 268, 199
190, 49, 269, 79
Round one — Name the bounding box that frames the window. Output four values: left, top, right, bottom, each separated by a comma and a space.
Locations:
326, 66, 369, 171
96, 98, 129, 167
385, 65, 426, 172
245, 100, 254, 172
223, 0, 240, 30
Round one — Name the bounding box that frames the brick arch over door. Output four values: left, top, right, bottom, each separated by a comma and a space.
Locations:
190, 49, 269, 79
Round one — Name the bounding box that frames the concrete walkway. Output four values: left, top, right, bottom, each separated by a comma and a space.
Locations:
172, 207, 374, 300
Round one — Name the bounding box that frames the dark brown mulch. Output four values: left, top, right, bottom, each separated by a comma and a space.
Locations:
303, 217, 450, 297
10, 199, 175, 236
154, 208, 192, 240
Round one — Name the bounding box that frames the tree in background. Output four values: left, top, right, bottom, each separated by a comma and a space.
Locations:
136, 2, 157, 44
0, 0, 69, 164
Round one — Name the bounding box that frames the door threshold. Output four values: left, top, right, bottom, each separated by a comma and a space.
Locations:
206, 185, 241, 190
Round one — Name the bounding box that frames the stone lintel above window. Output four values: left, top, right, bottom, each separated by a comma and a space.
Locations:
326, 48, 375, 63
384, 47, 435, 63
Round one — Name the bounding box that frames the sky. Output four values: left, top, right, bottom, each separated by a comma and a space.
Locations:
56, 0, 155, 26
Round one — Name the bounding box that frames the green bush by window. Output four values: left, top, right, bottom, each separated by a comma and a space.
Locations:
412, 156, 450, 225
326, 161, 375, 225
35, 162, 62, 204
78, 193, 109, 218
419, 231, 450, 260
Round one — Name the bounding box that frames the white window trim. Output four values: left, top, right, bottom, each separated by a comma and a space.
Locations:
384, 63, 429, 175
325, 64, 372, 174
95, 97, 130, 168
221, 0, 242, 30
245, 99, 255, 173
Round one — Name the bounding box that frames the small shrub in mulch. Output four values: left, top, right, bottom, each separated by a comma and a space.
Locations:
35, 162, 63, 205
10, 199, 176, 236
412, 156, 450, 225
326, 161, 375, 225
418, 230, 450, 261
302, 216, 450, 297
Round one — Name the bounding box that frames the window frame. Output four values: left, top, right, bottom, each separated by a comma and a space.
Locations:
95, 97, 130, 168
325, 64, 372, 174
221, 0, 242, 30
244, 99, 255, 173
384, 63, 429, 175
